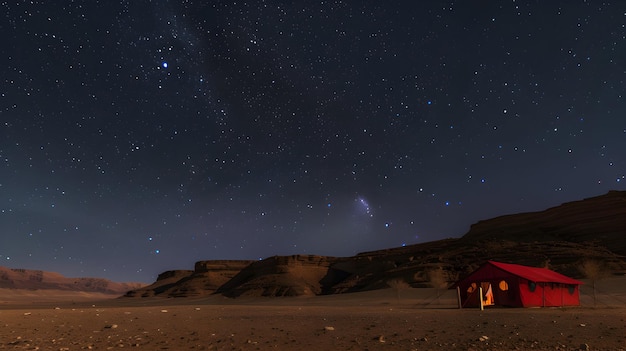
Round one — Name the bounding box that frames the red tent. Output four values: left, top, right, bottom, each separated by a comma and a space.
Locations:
455, 261, 583, 308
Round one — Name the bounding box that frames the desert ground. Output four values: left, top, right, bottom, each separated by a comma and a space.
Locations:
1, 278, 624, 351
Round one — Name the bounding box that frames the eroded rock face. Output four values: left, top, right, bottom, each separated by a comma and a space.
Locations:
166, 260, 255, 297
216, 255, 340, 297
124, 270, 193, 297
157, 270, 194, 281
124, 261, 254, 298
194, 260, 254, 273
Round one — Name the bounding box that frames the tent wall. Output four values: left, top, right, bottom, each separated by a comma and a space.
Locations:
518, 279, 544, 307
518, 279, 581, 307
491, 278, 522, 307
560, 285, 580, 306
461, 286, 480, 308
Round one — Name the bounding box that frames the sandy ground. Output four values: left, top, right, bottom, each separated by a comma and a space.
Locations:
0, 278, 624, 350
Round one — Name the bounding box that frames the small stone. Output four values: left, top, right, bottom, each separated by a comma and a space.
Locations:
420, 337, 428, 341
579, 324, 586, 327
324, 326, 335, 331
579, 343, 590, 351
479, 335, 489, 342
160, 309, 168, 313
378, 335, 386, 343
104, 324, 118, 329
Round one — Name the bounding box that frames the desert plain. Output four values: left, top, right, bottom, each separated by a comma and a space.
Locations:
1, 278, 625, 351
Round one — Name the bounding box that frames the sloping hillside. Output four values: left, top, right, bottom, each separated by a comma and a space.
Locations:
460, 190, 626, 254
0, 266, 144, 294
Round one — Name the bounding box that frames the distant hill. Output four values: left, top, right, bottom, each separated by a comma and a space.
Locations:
124, 190, 626, 298
125, 260, 253, 298
0, 266, 145, 295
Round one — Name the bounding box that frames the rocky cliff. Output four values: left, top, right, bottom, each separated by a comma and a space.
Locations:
215, 255, 337, 297
124, 191, 626, 298
460, 190, 626, 254
124, 260, 254, 297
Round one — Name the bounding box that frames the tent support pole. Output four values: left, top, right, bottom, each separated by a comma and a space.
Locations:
457, 286, 462, 309
479, 287, 484, 310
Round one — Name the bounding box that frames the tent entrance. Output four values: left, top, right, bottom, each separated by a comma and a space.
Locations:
465, 281, 495, 307
482, 282, 494, 306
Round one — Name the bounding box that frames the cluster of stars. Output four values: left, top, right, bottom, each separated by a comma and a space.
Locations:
0, 1, 623, 282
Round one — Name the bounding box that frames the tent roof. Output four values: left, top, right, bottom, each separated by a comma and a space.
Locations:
486, 260, 583, 285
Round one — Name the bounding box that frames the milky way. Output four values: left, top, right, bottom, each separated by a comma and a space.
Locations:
1, 2, 624, 282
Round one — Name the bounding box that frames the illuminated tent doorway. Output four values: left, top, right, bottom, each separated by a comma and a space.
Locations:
455, 261, 582, 308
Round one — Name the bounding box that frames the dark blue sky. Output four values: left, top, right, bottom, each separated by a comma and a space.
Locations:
1, 1, 624, 282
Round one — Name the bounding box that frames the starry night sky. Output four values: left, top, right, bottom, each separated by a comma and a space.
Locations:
1, 1, 625, 283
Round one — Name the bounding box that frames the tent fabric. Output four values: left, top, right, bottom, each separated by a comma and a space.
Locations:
455, 261, 582, 308
487, 261, 583, 285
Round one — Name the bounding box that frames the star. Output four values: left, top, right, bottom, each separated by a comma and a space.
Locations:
0, 1, 622, 282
